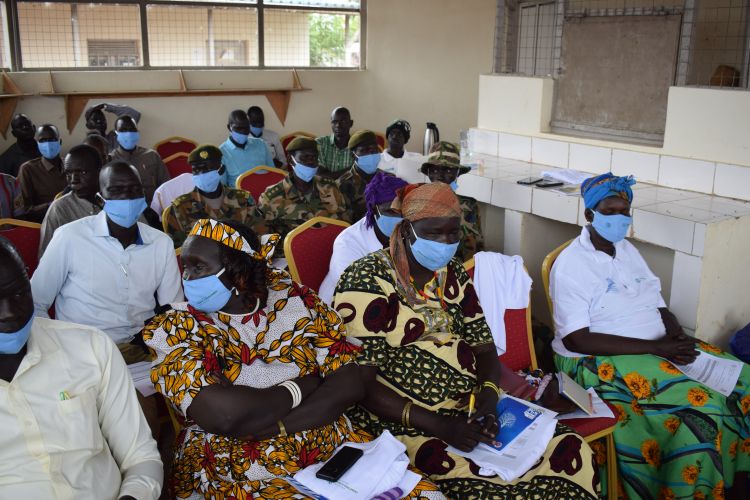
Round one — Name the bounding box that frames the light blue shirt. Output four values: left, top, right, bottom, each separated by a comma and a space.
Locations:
219, 136, 274, 187
31, 211, 183, 344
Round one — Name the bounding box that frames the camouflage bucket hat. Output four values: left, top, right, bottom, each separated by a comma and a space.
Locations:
420, 141, 470, 175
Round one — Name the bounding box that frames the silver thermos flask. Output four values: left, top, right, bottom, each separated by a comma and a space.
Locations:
423, 122, 440, 155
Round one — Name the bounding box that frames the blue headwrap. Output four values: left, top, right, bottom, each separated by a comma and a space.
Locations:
364, 172, 409, 228
581, 173, 636, 210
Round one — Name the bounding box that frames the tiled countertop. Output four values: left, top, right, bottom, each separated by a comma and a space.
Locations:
457, 153, 750, 257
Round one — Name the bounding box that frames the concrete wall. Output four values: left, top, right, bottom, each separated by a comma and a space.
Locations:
2, 0, 496, 153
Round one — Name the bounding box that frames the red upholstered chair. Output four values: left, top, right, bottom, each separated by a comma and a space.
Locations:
163, 152, 191, 179
235, 166, 288, 201
281, 131, 316, 157
0, 219, 42, 276
284, 216, 350, 292
374, 132, 387, 152
154, 136, 197, 160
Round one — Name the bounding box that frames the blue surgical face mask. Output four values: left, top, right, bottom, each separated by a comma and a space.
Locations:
116, 131, 140, 150
375, 208, 402, 237
230, 130, 249, 145
0, 316, 33, 354
409, 226, 458, 271
356, 153, 381, 175
250, 126, 263, 137
193, 170, 222, 193
183, 268, 232, 312
102, 197, 147, 228
450, 180, 458, 192
37, 140, 61, 160
292, 158, 318, 183
592, 211, 632, 243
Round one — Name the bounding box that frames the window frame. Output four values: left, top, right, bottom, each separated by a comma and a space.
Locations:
6, 0, 366, 71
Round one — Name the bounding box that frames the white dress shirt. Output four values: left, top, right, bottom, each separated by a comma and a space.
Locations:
31, 211, 184, 344
550, 226, 667, 357
150, 173, 194, 219
379, 149, 425, 180
319, 217, 383, 304
0, 318, 162, 499
254, 128, 287, 167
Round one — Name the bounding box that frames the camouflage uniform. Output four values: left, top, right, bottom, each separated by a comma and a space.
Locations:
258, 174, 350, 257
335, 164, 375, 223
164, 188, 261, 247
458, 194, 484, 261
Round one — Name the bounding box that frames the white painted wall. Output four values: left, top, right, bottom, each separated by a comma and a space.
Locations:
1, 0, 496, 153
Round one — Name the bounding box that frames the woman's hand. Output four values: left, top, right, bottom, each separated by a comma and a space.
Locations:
651, 336, 699, 365
434, 415, 496, 452
468, 388, 499, 436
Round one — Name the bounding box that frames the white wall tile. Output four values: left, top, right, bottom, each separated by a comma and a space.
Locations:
669, 252, 702, 330
469, 128, 498, 156
568, 143, 611, 174
531, 138, 569, 168
632, 208, 695, 253
611, 149, 659, 184
491, 178, 533, 212
531, 188, 579, 224
504, 209, 524, 257
714, 163, 750, 201
658, 156, 715, 194
498, 133, 532, 162
692, 223, 706, 257
456, 174, 492, 204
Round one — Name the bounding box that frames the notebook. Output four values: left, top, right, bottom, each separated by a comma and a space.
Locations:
486, 396, 544, 452
557, 371, 594, 415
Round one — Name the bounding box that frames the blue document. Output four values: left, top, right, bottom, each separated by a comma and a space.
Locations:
486, 397, 544, 452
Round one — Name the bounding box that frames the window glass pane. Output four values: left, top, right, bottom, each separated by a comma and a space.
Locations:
264, 9, 360, 67
0, 2, 10, 68
18, 2, 142, 68
147, 4, 259, 66
265, 0, 359, 8
158, 0, 257, 4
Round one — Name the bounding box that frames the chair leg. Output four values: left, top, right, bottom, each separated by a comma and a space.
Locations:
606, 432, 618, 499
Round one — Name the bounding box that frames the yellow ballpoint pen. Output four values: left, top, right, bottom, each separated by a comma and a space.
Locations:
468, 393, 476, 420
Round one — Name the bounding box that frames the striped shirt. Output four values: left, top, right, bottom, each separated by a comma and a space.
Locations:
315, 134, 353, 174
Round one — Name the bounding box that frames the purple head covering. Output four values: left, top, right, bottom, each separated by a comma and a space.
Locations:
364, 172, 409, 228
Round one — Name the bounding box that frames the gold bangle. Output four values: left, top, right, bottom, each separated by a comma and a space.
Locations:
482, 381, 504, 398
277, 420, 287, 437
401, 401, 413, 428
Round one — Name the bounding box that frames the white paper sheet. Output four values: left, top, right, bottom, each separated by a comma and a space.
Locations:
128, 361, 156, 397
557, 388, 616, 420
673, 351, 743, 397
541, 169, 592, 185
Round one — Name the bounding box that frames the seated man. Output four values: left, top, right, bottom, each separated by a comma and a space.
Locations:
0, 173, 25, 219
0, 114, 39, 176
39, 145, 103, 257
0, 237, 163, 499
319, 171, 407, 304
380, 119, 423, 174
336, 130, 382, 222
109, 116, 169, 205
31, 160, 182, 362
85, 102, 141, 153
552, 173, 750, 500
315, 106, 354, 178
220, 110, 274, 188
258, 136, 349, 258
17, 124, 67, 222
421, 141, 483, 260
150, 172, 193, 222
82, 133, 111, 165
247, 105, 287, 168
164, 145, 261, 247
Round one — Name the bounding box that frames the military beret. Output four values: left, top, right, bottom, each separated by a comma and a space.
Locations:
188, 144, 222, 164
286, 136, 317, 153
348, 130, 377, 150
420, 140, 470, 175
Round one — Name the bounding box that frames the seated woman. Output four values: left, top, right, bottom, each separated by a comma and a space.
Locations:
421, 141, 483, 260
319, 171, 408, 304
333, 183, 599, 499
552, 173, 750, 499
144, 218, 442, 499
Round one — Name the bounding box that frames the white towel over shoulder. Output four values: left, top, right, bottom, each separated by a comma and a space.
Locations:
472, 251, 532, 355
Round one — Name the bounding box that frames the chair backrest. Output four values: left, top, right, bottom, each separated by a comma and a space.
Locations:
0, 219, 42, 276
154, 136, 197, 159
161, 205, 171, 233
284, 216, 350, 292
175, 248, 183, 275
236, 166, 288, 201
541, 239, 574, 318
464, 257, 537, 372
374, 132, 387, 152
281, 131, 316, 157
163, 152, 191, 179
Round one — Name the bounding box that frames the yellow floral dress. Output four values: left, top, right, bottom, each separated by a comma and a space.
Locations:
144, 268, 442, 499
333, 250, 600, 499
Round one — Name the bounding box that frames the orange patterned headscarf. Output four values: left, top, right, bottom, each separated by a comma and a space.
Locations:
188, 218, 279, 262
388, 183, 462, 302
